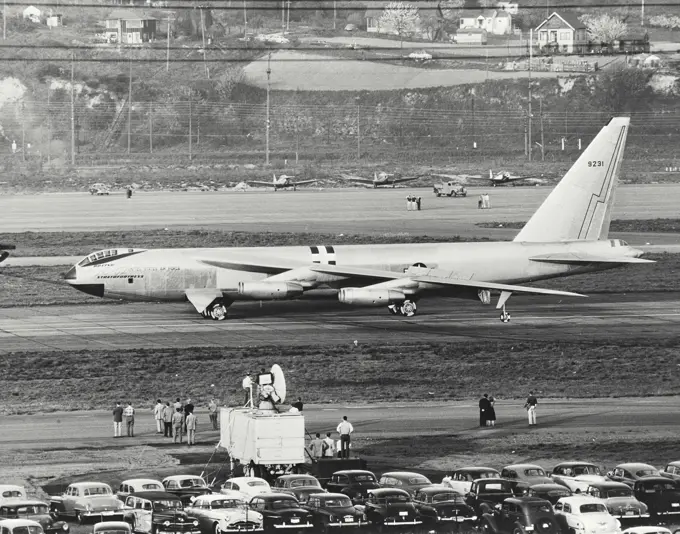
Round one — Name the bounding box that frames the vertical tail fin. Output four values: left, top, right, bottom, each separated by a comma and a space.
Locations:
514, 117, 629, 243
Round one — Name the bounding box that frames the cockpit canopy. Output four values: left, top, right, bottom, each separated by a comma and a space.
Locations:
77, 248, 146, 267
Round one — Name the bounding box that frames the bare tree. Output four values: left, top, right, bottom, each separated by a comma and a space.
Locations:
438, 0, 465, 22
379, 1, 420, 49
580, 13, 628, 48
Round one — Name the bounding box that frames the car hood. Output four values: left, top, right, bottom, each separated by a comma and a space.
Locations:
81, 497, 122, 509
216, 510, 263, 524
155, 511, 194, 522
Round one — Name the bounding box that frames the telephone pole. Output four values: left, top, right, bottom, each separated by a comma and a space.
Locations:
286, 0, 290, 31
200, 7, 209, 78
539, 97, 544, 161
333, 0, 336, 30
166, 14, 170, 71
127, 58, 132, 154
266, 53, 271, 165
243, 0, 247, 39
528, 29, 533, 162
3, 0, 6, 40
70, 52, 75, 165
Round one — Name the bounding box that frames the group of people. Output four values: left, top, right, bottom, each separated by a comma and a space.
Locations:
478, 391, 540, 428
308, 415, 355, 460
406, 195, 422, 211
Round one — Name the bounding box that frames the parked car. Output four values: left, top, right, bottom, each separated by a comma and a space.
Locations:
551, 462, 610, 493
608, 464, 660, 488
122, 491, 201, 534
49, 482, 124, 523
378, 472, 432, 496
117, 480, 164, 501
554, 495, 621, 534
0, 488, 27, 503
442, 467, 501, 494
325, 471, 380, 503
466, 478, 516, 516
408, 50, 432, 61
89, 183, 110, 195
92, 521, 132, 534
0, 499, 69, 534
413, 485, 477, 525
184, 493, 263, 533
622, 527, 675, 534
481, 496, 562, 534
220, 478, 270, 500
301, 493, 364, 530
362, 488, 421, 528
585, 481, 649, 520
162, 477, 212, 505
248, 493, 313, 530
526, 483, 573, 505
660, 462, 680, 482
0, 519, 44, 534
632, 477, 680, 517
271, 475, 324, 503
433, 182, 467, 197
501, 464, 553, 492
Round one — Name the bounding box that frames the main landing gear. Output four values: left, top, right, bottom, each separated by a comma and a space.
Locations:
387, 300, 417, 317
500, 307, 511, 323
201, 299, 230, 321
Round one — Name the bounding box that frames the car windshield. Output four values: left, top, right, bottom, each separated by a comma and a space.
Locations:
13, 506, 49, 515
13, 527, 43, 534
153, 500, 183, 511
247, 481, 267, 487
530, 503, 554, 514
84, 487, 112, 496
211, 500, 245, 510
142, 484, 162, 491
524, 469, 546, 477
573, 466, 601, 476
408, 476, 431, 485
605, 489, 632, 498
352, 475, 376, 483
642, 482, 676, 492
179, 479, 206, 488
322, 497, 352, 508
432, 493, 461, 503
636, 469, 658, 477
382, 495, 409, 504
270, 499, 297, 510
580, 504, 608, 513
290, 480, 320, 488
477, 471, 498, 479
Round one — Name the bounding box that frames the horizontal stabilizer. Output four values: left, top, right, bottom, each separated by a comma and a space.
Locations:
197, 257, 301, 274
529, 253, 655, 265
186, 288, 225, 313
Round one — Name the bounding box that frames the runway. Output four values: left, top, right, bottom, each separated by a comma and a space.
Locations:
1, 293, 678, 353
3, 185, 680, 246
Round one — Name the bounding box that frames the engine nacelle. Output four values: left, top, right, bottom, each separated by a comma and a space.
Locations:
338, 287, 406, 306
238, 281, 304, 299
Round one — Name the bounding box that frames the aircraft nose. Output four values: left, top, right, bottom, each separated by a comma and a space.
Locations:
63, 265, 77, 280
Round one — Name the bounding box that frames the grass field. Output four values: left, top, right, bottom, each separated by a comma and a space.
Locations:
477, 219, 680, 233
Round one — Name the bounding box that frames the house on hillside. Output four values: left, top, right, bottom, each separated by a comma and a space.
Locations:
455, 28, 487, 45
459, 9, 512, 36
496, 2, 518, 15
612, 28, 650, 53
22, 5, 42, 23
46, 13, 63, 28
105, 9, 157, 44
534, 12, 588, 54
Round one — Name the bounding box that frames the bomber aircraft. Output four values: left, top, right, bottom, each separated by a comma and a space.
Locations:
338, 171, 421, 188
64, 118, 651, 323
248, 173, 316, 191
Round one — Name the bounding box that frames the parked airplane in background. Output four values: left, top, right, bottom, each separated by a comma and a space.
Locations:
430, 170, 546, 187
248, 174, 316, 191
65, 118, 650, 323
339, 171, 421, 188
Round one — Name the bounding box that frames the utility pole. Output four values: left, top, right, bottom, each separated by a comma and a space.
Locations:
528, 29, 533, 162
200, 7, 209, 78
70, 52, 75, 165
641, 0, 644, 26
546, 0, 549, 19
356, 98, 360, 160
266, 53, 271, 165
47, 87, 51, 164
333, 0, 336, 30
3, 0, 6, 40
21, 102, 25, 162
286, 0, 290, 32
166, 14, 170, 72
189, 99, 193, 160
281, 0, 284, 31
127, 58, 132, 155
243, 0, 247, 39
539, 97, 544, 161
149, 103, 153, 154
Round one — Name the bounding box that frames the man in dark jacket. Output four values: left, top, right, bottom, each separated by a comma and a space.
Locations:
479, 394, 490, 427
113, 402, 124, 438
184, 398, 194, 432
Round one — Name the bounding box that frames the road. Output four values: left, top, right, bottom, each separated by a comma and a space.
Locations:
3, 185, 680, 246
1, 293, 678, 353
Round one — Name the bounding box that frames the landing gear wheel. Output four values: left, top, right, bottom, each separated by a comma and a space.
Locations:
205, 300, 229, 321
500, 310, 511, 323
400, 300, 417, 317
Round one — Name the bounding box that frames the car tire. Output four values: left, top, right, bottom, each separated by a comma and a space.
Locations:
213, 523, 221, 534
513, 528, 524, 534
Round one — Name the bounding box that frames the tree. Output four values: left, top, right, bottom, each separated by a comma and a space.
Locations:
438, 0, 464, 23
379, 1, 420, 48
478, 0, 495, 7
594, 67, 653, 112
580, 13, 628, 48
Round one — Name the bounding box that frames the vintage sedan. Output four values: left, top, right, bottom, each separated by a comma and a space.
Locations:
413, 485, 477, 525
117, 480, 164, 502
585, 482, 649, 520
481, 496, 562, 534
623, 527, 674, 534
526, 483, 573, 505
324, 471, 380, 504
551, 462, 609, 493
162, 477, 212, 505
0, 519, 44, 534
362, 488, 421, 528
608, 464, 660, 488
632, 477, 680, 517
378, 473, 432, 497
220, 479, 270, 501
0, 499, 69, 534
0, 489, 28, 504
49, 483, 124, 523
554, 495, 621, 534
123, 491, 201, 534
271, 476, 324, 504
466, 479, 517, 516
185, 494, 263, 533
248, 493, 313, 530
501, 464, 553, 492
660, 462, 680, 483
92, 521, 132, 534
442, 467, 501, 494
302, 493, 363, 530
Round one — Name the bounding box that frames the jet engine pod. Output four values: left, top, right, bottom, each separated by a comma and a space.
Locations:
238, 281, 304, 300
338, 287, 406, 306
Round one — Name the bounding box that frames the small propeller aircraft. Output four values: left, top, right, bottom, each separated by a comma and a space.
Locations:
248, 174, 316, 191
338, 171, 421, 188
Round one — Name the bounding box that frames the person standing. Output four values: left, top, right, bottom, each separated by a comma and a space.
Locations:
291, 397, 303, 412
309, 433, 324, 461
208, 398, 218, 430
112, 402, 123, 438
242, 372, 253, 406
163, 401, 173, 437
487, 396, 497, 427
186, 411, 197, 446
153, 399, 164, 434
525, 391, 538, 426
124, 402, 135, 437
172, 408, 184, 443
479, 394, 490, 428
184, 398, 194, 432
336, 416, 354, 459
322, 432, 335, 458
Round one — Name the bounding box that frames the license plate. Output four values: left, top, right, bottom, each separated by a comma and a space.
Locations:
344, 517, 354, 523
290, 518, 300, 524
672, 503, 680, 507
399, 511, 408, 517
